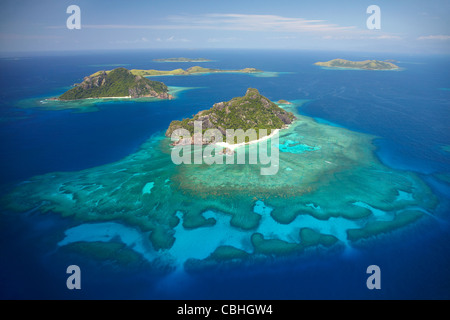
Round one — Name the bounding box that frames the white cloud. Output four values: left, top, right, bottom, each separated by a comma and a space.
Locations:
155, 36, 190, 43
50, 13, 356, 35
417, 35, 450, 40
169, 13, 356, 33
167, 36, 190, 42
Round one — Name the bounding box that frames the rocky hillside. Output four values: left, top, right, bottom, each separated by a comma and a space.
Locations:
166, 88, 296, 144
59, 67, 172, 100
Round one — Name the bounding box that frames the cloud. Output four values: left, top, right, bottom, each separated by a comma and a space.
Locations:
417, 35, 450, 40
167, 13, 356, 33
48, 13, 356, 34
156, 36, 190, 43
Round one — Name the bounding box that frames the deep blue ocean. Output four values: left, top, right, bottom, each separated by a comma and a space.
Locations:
0, 50, 449, 299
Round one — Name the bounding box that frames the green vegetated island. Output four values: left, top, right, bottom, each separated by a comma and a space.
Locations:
130, 66, 262, 77
315, 59, 399, 70
58, 67, 173, 100
166, 88, 296, 146
153, 57, 212, 62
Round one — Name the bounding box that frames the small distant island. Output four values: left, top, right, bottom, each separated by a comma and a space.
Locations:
58, 67, 173, 101
314, 59, 399, 70
166, 88, 296, 146
130, 66, 262, 77
153, 57, 212, 63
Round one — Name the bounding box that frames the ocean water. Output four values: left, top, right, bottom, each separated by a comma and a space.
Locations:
0, 50, 449, 299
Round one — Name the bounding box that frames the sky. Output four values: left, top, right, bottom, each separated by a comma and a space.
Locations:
0, 0, 449, 54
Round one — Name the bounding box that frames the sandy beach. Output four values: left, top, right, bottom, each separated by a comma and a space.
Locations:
83, 96, 132, 100
215, 128, 280, 151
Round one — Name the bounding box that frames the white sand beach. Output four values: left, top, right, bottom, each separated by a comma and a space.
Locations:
214, 128, 280, 151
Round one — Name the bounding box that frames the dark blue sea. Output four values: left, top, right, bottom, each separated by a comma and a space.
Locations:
0, 50, 449, 299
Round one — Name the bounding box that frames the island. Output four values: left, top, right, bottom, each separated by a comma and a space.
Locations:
314, 59, 399, 70
153, 57, 212, 62
165, 88, 296, 146
130, 66, 262, 77
58, 67, 173, 100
